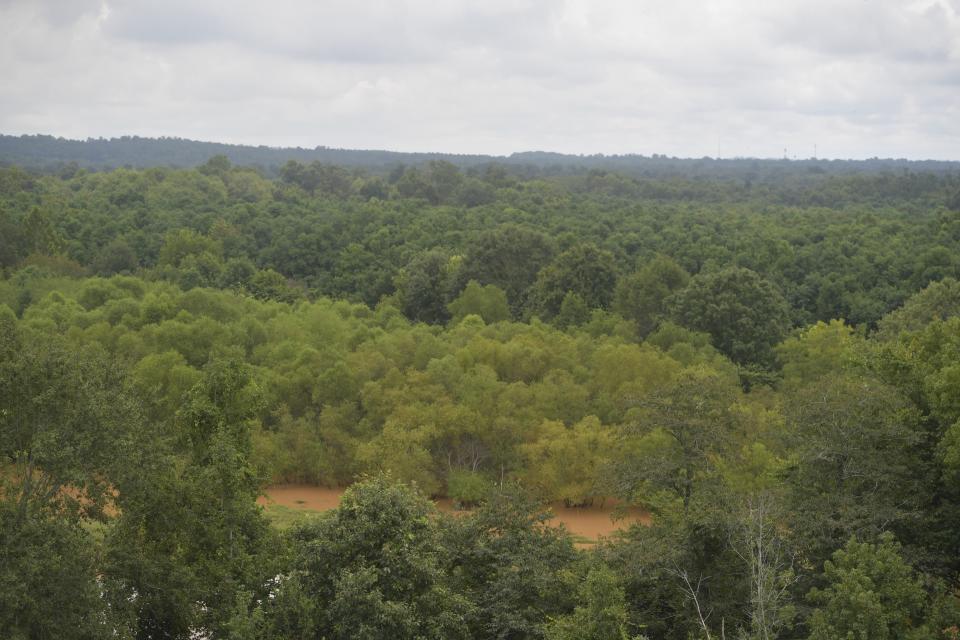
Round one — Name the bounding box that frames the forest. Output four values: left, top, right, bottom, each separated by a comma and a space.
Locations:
2, 154, 960, 639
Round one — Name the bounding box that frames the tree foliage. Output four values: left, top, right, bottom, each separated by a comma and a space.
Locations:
2, 155, 960, 638
669, 267, 791, 369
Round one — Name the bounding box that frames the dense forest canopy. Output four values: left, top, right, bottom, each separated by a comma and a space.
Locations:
2, 152, 960, 639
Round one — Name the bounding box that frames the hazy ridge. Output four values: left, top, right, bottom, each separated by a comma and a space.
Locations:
3, 133, 959, 177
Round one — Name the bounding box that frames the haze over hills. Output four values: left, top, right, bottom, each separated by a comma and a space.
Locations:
3, 133, 959, 178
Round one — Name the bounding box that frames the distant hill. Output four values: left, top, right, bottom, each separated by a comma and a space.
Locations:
0, 134, 495, 174
1, 133, 959, 177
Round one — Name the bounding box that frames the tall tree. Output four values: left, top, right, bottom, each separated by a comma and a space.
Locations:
618, 366, 737, 514
0, 312, 139, 638
782, 374, 926, 566
544, 566, 635, 640
268, 475, 472, 640
460, 225, 557, 313
104, 358, 277, 639
807, 535, 937, 640
669, 267, 791, 370
443, 488, 578, 640
614, 254, 690, 338
394, 250, 460, 324
528, 244, 618, 320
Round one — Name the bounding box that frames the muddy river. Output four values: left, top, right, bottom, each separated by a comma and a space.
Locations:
259, 485, 649, 543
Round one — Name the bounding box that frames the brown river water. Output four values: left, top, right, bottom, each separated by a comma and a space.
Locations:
259, 485, 650, 543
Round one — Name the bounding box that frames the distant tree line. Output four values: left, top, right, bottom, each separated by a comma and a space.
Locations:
4, 133, 960, 179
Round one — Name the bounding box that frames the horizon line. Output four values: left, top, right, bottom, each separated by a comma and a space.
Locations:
3, 131, 960, 164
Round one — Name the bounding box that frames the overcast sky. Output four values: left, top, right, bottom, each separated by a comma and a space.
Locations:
2, 0, 959, 159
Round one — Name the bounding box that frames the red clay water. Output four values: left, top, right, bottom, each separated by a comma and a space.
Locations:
259, 485, 650, 543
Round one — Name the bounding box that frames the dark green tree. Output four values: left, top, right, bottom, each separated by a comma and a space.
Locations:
668, 267, 791, 369
394, 250, 459, 324
544, 566, 636, 640
442, 488, 578, 640
93, 237, 139, 275
528, 244, 618, 320
447, 280, 511, 324
807, 534, 939, 640
279, 160, 352, 197
460, 225, 557, 313
783, 375, 926, 566
105, 359, 277, 639
456, 177, 496, 207
614, 255, 690, 338
268, 475, 472, 639
0, 315, 139, 638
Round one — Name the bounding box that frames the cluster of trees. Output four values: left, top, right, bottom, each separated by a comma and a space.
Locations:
2, 156, 960, 638
3, 268, 960, 638
2, 159, 960, 349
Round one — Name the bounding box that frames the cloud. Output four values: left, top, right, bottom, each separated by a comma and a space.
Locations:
0, 0, 102, 28
99, 0, 565, 64
774, 0, 957, 62
1, 0, 958, 159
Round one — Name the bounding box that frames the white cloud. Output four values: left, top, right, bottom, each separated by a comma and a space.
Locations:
1, 0, 958, 159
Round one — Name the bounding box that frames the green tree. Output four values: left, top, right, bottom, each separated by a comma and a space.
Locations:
775, 319, 860, 387
528, 244, 618, 320
220, 257, 257, 290
248, 268, 301, 303
0, 328, 134, 527
395, 167, 439, 203
783, 375, 925, 565
614, 255, 690, 338
0, 505, 112, 640
158, 228, 222, 269
521, 416, 617, 506
460, 225, 557, 313
105, 358, 276, 639
619, 366, 737, 514
807, 534, 931, 640
877, 277, 960, 339
443, 488, 578, 640
456, 177, 496, 207
425, 160, 464, 204
22, 206, 64, 256
555, 291, 591, 329
356, 417, 441, 495
197, 154, 232, 177
268, 475, 471, 639
93, 237, 139, 275
356, 176, 390, 200
394, 250, 459, 324
669, 267, 791, 369
447, 280, 511, 324
0, 321, 139, 638
279, 160, 352, 197
0, 208, 27, 268
544, 566, 637, 640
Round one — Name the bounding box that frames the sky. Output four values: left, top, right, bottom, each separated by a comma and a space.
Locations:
2, 0, 959, 159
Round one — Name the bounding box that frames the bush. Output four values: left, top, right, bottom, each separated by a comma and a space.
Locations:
447, 470, 491, 509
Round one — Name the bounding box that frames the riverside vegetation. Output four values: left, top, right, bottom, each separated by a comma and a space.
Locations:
2, 151, 960, 638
